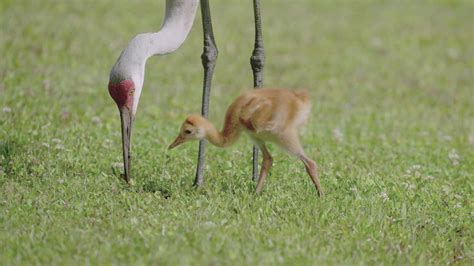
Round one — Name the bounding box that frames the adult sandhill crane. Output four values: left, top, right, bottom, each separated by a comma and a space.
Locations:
169, 88, 324, 198
108, 0, 265, 185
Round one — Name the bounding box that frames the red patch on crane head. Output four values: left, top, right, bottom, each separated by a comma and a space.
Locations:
108, 80, 135, 109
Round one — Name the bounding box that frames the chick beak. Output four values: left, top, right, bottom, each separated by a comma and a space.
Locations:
168, 136, 185, 150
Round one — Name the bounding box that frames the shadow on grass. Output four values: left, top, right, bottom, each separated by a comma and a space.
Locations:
0, 140, 18, 175
141, 179, 172, 199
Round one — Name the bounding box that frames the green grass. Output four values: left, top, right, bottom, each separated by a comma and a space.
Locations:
1, 0, 473, 264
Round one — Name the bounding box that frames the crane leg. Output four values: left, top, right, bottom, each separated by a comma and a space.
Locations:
195, 0, 218, 186
250, 0, 265, 181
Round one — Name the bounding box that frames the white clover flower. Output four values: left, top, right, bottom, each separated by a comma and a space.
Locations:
380, 191, 389, 202
55, 144, 65, 150
448, 149, 460, 166
447, 48, 459, 59
91, 116, 102, 124
103, 139, 113, 148
333, 127, 344, 143
424, 175, 436, 181
370, 37, 383, 48
2, 106, 11, 113
130, 217, 139, 225
406, 165, 422, 177
403, 182, 416, 190
438, 131, 453, 142
442, 185, 452, 195
469, 132, 474, 145
112, 162, 124, 169
203, 221, 216, 228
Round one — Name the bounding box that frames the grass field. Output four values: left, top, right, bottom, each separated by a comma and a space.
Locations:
1, 0, 473, 264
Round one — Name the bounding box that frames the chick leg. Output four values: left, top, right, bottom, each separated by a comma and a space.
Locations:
300, 155, 325, 198
278, 130, 324, 198
256, 143, 273, 194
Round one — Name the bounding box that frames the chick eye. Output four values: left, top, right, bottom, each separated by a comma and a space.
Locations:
184, 129, 192, 134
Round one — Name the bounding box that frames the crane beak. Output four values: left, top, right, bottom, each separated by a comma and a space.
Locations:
119, 107, 134, 183
168, 136, 185, 150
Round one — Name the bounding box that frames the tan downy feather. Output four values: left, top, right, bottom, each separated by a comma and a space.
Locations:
169, 88, 324, 198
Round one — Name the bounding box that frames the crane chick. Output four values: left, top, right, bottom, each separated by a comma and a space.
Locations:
169, 88, 324, 197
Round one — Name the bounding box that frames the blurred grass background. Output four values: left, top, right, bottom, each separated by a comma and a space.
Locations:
0, 0, 473, 264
